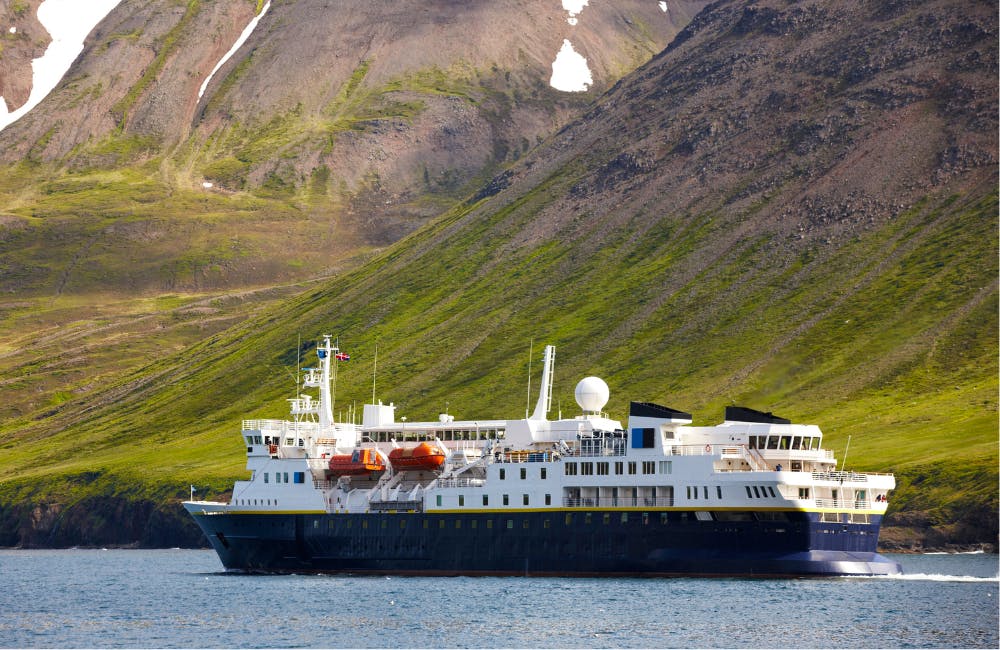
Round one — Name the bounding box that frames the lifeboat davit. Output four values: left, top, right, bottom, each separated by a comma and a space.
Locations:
327, 448, 386, 477
388, 442, 446, 471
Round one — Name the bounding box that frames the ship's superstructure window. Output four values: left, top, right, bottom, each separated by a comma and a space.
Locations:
545, 494, 551, 505
703, 486, 708, 499
520, 468, 527, 480
500, 468, 506, 480
628, 462, 637, 475
565, 462, 578, 476
458, 495, 465, 506
753, 486, 761, 498
642, 461, 655, 475
436, 495, 442, 506
483, 494, 489, 506
263, 473, 269, 483
799, 488, 810, 499
581, 462, 594, 475
540, 468, 547, 479
768, 486, 777, 497
745, 486, 753, 498
717, 486, 723, 499
597, 462, 609, 475
503, 494, 509, 506
523, 494, 529, 505
659, 461, 672, 474
614, 461, 624, 475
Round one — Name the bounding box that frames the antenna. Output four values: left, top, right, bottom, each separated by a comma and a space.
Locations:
372, 342, 378, 405
296, 333, 301, 397
525, 339, 533, 418
840, 434, 852, 471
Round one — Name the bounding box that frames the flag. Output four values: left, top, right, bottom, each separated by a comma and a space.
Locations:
335, 352, 350, 361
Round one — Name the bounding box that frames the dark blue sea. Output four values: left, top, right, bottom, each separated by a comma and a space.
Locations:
0, 549, 995, 648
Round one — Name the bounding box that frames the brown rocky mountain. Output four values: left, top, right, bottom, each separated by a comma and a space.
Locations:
0, 0, 707, 291
0, 0, 47, 112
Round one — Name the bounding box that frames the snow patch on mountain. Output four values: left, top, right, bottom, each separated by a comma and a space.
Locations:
550, 39, 593, 92
0, 0, 121, 132
198, 1, 272, 100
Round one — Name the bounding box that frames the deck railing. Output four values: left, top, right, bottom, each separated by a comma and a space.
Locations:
562, 496, 675, 508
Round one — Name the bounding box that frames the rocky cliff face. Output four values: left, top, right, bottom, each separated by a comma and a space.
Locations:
0, 0, 47, 112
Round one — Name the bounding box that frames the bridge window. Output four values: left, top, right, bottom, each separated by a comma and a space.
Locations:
766, 437, 779, 450
746, 486, 753, 498
753, 486, 761, 498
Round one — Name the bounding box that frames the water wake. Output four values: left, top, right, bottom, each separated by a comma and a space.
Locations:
871, 572, 998, 583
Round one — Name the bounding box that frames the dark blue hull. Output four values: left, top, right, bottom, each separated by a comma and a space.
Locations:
191, 510, 901, 577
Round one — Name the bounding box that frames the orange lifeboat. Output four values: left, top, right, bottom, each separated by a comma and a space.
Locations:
327, 448, 386, 477
388, 442, 446, 471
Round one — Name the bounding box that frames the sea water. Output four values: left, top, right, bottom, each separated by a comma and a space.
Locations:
0, 549, 995, 648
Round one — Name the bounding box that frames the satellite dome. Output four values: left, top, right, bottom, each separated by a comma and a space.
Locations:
575, 376, 609, 413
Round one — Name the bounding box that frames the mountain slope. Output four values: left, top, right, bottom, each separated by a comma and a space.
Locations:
0, 0, 705, 297
0, 0, 996, 549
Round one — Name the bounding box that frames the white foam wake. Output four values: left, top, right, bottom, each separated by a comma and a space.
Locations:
870, 573, 998, 583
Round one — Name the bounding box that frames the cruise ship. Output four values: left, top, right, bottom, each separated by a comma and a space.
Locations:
184, 336, 902, 576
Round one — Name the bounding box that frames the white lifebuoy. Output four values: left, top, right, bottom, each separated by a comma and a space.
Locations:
705, 444, 712, 453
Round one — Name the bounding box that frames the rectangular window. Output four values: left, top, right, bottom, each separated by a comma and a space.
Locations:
471, 520, 478, 529
523, 494, 529, 506
503, 494, 509, 506
284, 472, 289, 483
565, 462, 578, 476
543, 519, 551, 529
293, 472, 304, 484
768, 486, 777, 498
703, 486, 708, 499
455, 520, 462, 529
436, 495, 443, 506
499, 468, 506, 480
642, 461, 655, 475
581, 463, 594, 475
614, 461, 624, 475
486, 520, 493, 529
798, 488, 810, 499
603, 513, 611, 525
660, 513, 669, 525
597, 462, 609, 476
621, 512, 629, 523
753, 486, 761, 498
540, 468, 547, 480
483, 494, 489, 506
585, 513, 592, 525
458, 495, 465, 507
506, 519, 514, 529
659, 461, 672, 474
545, 494, 551, 506
565, 513, 573, 525
439, 520, 445, 529
717, 486, 723, 499
628, 462, 637, 475
520, 467, 527, 480
263, 473, 269, 483
746, 486, 753, 498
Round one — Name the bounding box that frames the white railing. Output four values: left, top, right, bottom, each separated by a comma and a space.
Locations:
562, 497, 675, 508
812, 470, 870, 483
813, 498, 880, 510
436, 477, 486, 488
242, 419, 325, 434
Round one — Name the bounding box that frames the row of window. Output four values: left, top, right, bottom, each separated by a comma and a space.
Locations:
498, 467, 547, 480
746, 485, 778, 499
686, 485, 724, 500
262, 472, 305, 484
748, 435, 819, 451
363, 429, 506, 443
235, 498, 278, 506
438, 493, 556, 507
564, 460, 667, 476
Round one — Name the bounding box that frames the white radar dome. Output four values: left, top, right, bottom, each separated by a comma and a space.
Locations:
575, 376, 609, 413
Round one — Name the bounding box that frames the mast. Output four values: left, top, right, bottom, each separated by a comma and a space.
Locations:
529, 345, 555, 420
317, 335, 335, 427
